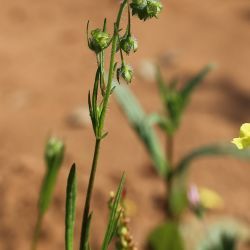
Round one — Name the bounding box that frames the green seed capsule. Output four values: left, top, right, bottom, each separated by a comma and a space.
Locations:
89, 29, 111, 53
146, 0, 163, 18
131, 0, 147, 9
117, 63, 133, 84
130, 0, 163, 21
120, 35, 138, 55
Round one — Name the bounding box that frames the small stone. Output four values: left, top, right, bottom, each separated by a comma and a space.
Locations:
66, 107, 91, 128
137, 59, 157, 83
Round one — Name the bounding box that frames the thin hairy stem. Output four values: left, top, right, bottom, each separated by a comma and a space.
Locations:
79, 138, 101, 250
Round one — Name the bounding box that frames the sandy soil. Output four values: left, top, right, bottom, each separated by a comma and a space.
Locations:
0, 0, 250, 249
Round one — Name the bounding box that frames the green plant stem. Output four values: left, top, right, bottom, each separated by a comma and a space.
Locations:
79, 138, 101, 250
167, 134, 174, 167
79, 2, 128, 249
166, 134, 174, 218
98, 0, 127, 135
31, 212, 43, 250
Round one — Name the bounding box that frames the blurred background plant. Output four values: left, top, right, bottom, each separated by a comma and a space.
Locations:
31, 136, 65, 250
115, 65, 250, 250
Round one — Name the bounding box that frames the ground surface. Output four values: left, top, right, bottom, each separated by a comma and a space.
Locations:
0, 0, 250, 249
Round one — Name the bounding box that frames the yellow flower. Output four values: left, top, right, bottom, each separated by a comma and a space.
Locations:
199, 188, 224, 210
232, 123, 250, 150
188, 185, 223, 211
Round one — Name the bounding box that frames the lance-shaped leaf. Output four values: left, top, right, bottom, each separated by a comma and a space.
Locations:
39, 137, 65, 215
65, 164, 77, 250
101, 173, 126, 250
180, 64, 215, 108
156, 65, 214, 132
115, 84, 168, 176
88, 67, 101, 136
174, 143, 250, 177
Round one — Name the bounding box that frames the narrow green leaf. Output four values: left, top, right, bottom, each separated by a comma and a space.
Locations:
174, 143, 250, 177
181, 64, 214, 104
102, 18, 107, 32
101, 173, 126, 250
147, 113, 175, 135
156, 66, 168, 105
92, 67, 100, 119
65, 164, 77, 250
115, 84, 168, 176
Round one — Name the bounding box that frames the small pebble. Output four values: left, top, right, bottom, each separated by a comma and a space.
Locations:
137, 59, 157, 83
66, 107, 91, 128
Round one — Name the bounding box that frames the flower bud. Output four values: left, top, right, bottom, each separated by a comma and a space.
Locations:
89, 29, 111, 53
132, 0, 147, 7
45, 137, 64, 170
130, 0, 163, 21
130, 0, 147, 20
120, 35, 138, 55
146, 0, 163, 19
117, 63, 133, 84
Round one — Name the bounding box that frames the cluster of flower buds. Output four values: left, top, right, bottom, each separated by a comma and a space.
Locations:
117, 63, 134, 84
87, 0, 163, 86
130, 0, 163, 21
88, 28, 111, 54
108, 191, 137, 250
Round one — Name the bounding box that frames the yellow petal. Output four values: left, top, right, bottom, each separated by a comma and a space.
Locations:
240, 123, 250, 137
199, 188, 224, 210
232, 123, 250, 149
232, 137, 244, 150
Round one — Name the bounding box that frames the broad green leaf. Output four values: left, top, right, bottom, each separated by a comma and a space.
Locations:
115, 84, 168, 176
148, 222, 185, 250
65, 164, 77, 250
101, 173, 126, 250
174, 143, 250, 177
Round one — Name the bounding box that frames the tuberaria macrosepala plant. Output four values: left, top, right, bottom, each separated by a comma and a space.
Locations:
64, 1, 163, 250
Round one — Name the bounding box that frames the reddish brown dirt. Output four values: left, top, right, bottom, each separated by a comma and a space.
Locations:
0, 0, 250, 249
